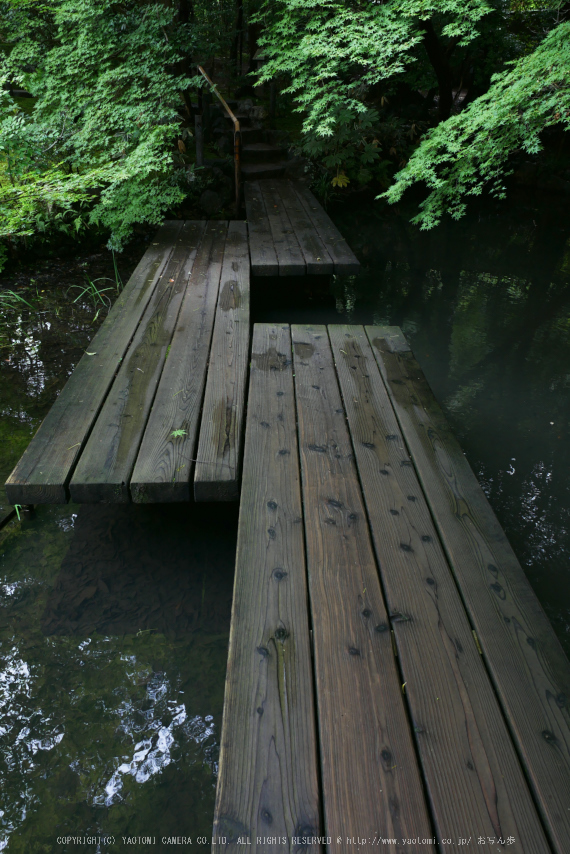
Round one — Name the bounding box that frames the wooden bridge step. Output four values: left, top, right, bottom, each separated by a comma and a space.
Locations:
292, 183, 360, 276
5, 220, 185, 505
130, 222, 229, 503
253, 180, 306, 275
245, 180, 360, 277
245, 184, 279, 276
291, 324, 433, 848
329, 324, 550, 850
276, 181, 334, 276
194, 222, 250, 502
213, 324, 320, 852
367, 325, 570, 853
69, 221, 211, 503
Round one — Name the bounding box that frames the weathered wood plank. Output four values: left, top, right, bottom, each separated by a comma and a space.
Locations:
329, 324, 550, 852
5, 220, 184, 504
367, 325, 570, 854
69, 221, 207, 503
130, 222, 228, 503
257, 181, 306, 276
271, 180, 334, 275
244, 182, 279, 276
292, 185, 360, 276
291, 323, 433, 851
194, 222, 250, 502
213, 324, 321, 854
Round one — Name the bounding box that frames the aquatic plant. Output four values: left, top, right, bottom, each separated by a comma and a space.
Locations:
0, 289, 34, 310
68, 276, 114, 321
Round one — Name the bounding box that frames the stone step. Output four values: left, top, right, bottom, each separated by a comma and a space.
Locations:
241, 161, 289, 180
242, 142, 288, 163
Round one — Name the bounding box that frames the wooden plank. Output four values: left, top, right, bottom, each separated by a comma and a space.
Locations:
213, 324, 321, 854
244, 182, 279, 276
367, 325, 570, 854
272, 180, 334, 275
291, 323, 433, 851
257, 180, 305, 276
329, 324, 550, 851
5, 220, 184, 504
194, 222, 250, 502
130, 222, 228, 503
68, 221, 207, 503
292, 184, 360, 276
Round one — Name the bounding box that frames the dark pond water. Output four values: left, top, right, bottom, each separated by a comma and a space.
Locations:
1, 188, 569, 851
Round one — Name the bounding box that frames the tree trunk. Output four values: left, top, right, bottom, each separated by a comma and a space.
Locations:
247, 22, 261, 75
194, 114, 204, 167
230, 0, 244, 77
421, 19, 454, 123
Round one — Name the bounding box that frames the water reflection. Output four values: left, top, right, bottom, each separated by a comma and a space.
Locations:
0, 503, 237, 852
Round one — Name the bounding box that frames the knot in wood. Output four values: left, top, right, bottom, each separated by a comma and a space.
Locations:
490, 582, 506, 600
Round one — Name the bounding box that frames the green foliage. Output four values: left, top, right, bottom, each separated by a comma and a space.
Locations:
68, 276, 114, 321
0, 287, 34, 308
0, 0, 196, 252
256, 0, 493, 185
384, 21, 570, 227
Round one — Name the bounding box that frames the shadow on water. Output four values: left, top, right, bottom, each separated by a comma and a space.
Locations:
0, 502, 237, 852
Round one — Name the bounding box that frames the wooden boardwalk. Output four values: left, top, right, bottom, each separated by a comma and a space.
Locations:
214, 324, 570, 854
6, 220, 250, 504
245, 180, 360, 277
6, 183, 358, 505
5, 208, 570, 853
